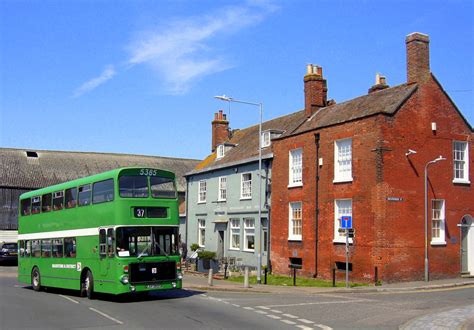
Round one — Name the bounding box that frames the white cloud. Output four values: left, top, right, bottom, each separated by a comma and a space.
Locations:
127, 3, 277, 94
73, 65, 116, 98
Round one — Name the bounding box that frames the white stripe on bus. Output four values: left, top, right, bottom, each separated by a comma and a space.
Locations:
18, 228, 98, 240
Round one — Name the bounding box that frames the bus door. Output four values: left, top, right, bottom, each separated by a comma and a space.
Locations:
99, 229, 114, 276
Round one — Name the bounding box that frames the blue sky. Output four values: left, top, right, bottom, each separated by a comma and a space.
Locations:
1, 0, 472, 160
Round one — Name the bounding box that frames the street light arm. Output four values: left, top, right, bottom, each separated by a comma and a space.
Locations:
214, 95, 261, 107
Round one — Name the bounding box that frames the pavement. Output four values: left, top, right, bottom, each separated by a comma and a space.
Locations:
182, 270, 474, 294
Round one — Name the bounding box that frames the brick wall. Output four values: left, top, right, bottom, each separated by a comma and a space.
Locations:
270, 76, 473, 283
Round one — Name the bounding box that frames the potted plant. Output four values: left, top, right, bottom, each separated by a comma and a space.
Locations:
197, 250, 219, 273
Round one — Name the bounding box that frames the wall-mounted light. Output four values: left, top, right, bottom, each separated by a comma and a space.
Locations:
431, 122, 437, 131
405, 149, 417, 157
318, 158, 323, 166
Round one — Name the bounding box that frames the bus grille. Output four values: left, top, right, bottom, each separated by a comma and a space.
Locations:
129, 261, 177, 284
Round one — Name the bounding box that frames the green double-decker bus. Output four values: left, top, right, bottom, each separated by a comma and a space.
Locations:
17, 167, 182, 298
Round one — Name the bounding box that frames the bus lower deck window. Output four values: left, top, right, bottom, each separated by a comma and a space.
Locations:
64, 238, 76, 258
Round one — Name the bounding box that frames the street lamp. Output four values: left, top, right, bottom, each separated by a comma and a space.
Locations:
214, 95, 264, 284
424, 155, 446, 282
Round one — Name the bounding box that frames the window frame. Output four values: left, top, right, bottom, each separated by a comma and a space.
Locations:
198, 180, 207, 203
261, 131, 271, 148
78, 184, 92, 207
216, 144, 225, 159
431, 199, 446, 245
334, 199, 353, 243
243, 218, 255, 252
218, 176, 227, 202
240, 173, 252, 200
198, 219, 206, 247
93, 179, 115, 204
289, 148, 303, 187
334, 138, 353, 183
288, 202, 302, 241
53, 190, 64, 210
453, 141, 470, 184
229, 218, 241, 250
41, 193, 52, 213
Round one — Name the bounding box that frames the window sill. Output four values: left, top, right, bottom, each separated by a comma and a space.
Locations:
197, 201, 206, 204
452, 179, 470, 185
229, 247, 240, 251
243, 249, 255, 253
240, 197, 252, 200
430, 241, 446, 246
288, 237, 302, 242
288, 183, 303, 188
333, 238, 353, 244
217, 199, 227, 203
333, 178, 353, 184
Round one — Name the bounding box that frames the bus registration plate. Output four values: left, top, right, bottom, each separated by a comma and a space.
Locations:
146, 284, 161, 289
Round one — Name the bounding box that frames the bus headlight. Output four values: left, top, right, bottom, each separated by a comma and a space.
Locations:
177, 272, 183, 280
120, 275, 129, 284
172, 282, 177, 288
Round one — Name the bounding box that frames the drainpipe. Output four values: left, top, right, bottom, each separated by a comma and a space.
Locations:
264, 159, 272, 272
314, 133, 320, 277
185, 179, 189, 249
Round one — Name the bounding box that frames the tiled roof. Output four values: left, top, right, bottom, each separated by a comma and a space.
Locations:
290, 83, 417, 136
189, 110, 307, 174
0, 148, 200, 192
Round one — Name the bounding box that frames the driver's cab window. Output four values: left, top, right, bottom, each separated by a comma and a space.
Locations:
99, 229, 106, 257
107, 228, 114, 258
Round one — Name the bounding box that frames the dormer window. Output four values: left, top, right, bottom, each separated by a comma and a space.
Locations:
217, 144, 225, 159
261, 132, 271, 148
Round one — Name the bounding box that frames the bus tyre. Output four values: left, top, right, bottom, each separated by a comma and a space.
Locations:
84, 270, 94, 299
31, 267, 41, 292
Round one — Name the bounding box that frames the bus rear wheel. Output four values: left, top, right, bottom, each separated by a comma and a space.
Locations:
31, 267, 41, 291
81, 270, 94, 299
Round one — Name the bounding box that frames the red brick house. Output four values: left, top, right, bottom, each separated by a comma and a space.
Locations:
270, 33, 473, 283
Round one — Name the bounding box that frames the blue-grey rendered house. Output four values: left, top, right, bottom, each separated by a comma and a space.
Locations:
184, 109, 306, 270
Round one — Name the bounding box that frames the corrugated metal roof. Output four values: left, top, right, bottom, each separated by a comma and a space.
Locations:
0, 148, 200, 192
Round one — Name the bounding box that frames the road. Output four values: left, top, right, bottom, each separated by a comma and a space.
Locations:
1, 266, 473, 329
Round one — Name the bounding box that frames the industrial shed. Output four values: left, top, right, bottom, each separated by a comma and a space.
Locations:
0, 148, 200, 242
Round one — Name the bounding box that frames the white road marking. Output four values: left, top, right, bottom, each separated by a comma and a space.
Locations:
14, 285, 20, 288
59, 295, 79, 304
223, 301, 230, 304
271, 309, 283, 313
282, 313, 299, 319
255, 310, 268, 315
232, 304, 240, 307
257, 306, 271, 310
315, 324, 333, 330
296, 325, 314, 330
261, 299, 369, 308
243, 307, 255, 310
280, 319, 296, 325
266, 314, 282, 320
298, 319, 314, 324
89, 307, 123, 325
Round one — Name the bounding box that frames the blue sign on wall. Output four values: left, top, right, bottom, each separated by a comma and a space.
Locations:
341, 216, 352, 229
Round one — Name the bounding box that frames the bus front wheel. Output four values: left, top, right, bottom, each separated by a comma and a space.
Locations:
31, 267, 41, 291
81, 270, 94, 299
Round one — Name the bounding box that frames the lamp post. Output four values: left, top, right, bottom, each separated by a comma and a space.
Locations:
214, 95, 264, 284
424, 155, 446, 282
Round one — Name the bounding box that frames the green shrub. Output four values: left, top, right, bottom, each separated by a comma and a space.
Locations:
190, 243, 200, 252
197, 250, 216, 260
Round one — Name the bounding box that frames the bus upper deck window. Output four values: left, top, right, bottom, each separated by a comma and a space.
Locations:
78, 184, 91, 206
151, 176, 177, 199
53, 191, 64, 210
119, 176, 148, 198
21, 199, 31, 216
65, 188, 76, 209
93, 179, 114, 204
31, 196, 41, 214
42, 193, 52, 212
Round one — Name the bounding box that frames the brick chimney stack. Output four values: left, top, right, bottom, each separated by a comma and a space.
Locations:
406, 32, 430, 84
211, 110, 229, 152
304, 64, 327, 118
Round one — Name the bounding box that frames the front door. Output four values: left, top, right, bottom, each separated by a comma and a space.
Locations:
461, 216, 473, 275
217, 231, 224, 260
